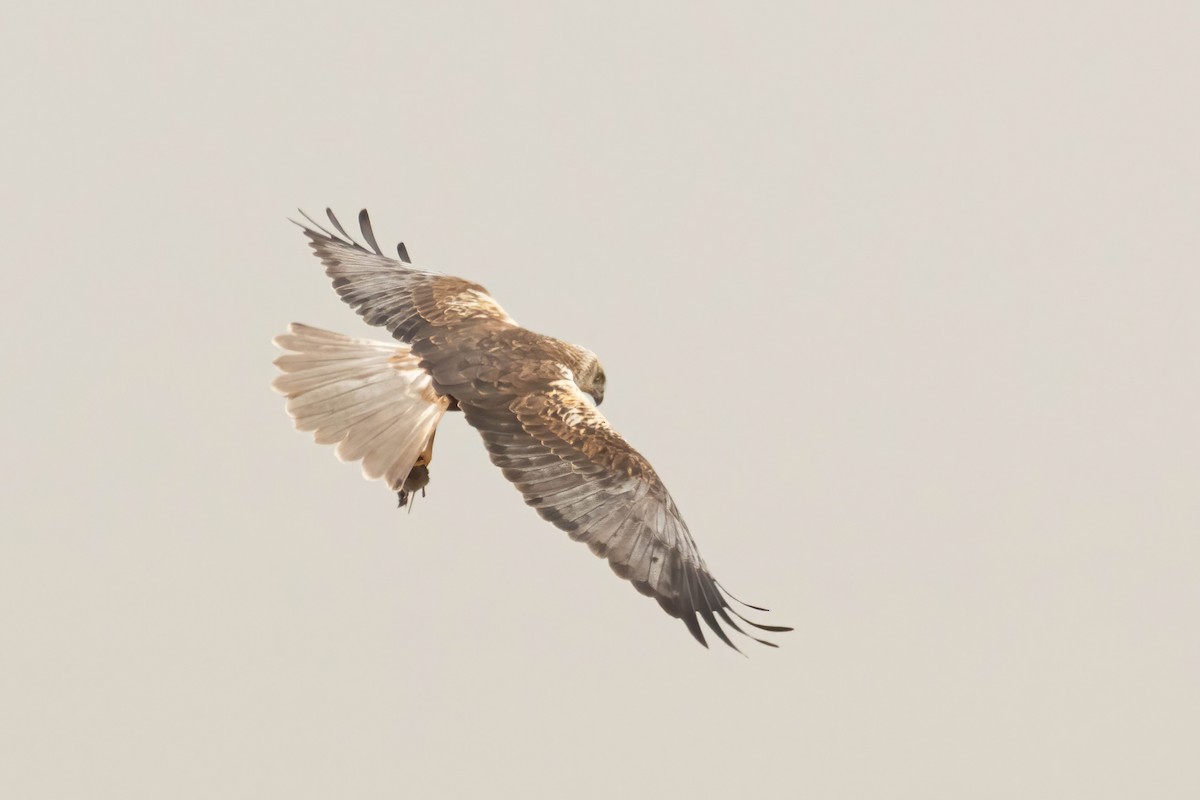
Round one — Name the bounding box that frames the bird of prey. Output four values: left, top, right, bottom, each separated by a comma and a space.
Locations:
272, 209, 790, 651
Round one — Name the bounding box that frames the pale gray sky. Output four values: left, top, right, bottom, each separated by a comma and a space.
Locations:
2, 2, 1198, 798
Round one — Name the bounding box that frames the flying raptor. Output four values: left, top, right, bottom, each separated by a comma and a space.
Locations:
272, 209, 790, 651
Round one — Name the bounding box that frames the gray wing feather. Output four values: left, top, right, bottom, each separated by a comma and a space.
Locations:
357, 208, 384, 255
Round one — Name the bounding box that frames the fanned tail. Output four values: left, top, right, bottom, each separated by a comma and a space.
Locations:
272, 323, 449, 492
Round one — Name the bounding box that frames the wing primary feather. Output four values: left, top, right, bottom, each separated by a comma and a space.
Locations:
325, 208, 360, 246
297, 209, 339, 239
697, 579, 779, 648
679, 570, 708, 648
358, 209, 384, 255
714, 579, 772, 612
396, 242, 411, 262
727, 605, 794, 633
713, 606, 779, 648
681, 611, 707, 648
691, 572, 742, 654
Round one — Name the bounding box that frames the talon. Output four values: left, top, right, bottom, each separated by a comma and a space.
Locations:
397, 490, 409, 508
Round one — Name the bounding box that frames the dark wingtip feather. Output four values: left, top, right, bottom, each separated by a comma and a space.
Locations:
325, 208, 360, 246
652, 568, 785, 651
680, 606, 708, 648
297, 209, 338, 240
690, 571, 743, 653
396, 241, 411, 263
675, 568, 707, 647
714, 579, 772, 612
358, 209, 384, 255
699, 600, 741, 652
713, 606, 779, 648
728, 605, 793, 633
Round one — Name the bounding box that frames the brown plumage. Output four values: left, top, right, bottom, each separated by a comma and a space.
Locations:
272, 209, 790, 651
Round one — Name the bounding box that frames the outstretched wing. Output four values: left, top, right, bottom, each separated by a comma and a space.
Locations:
462, 378, 791, 651
295, 208, 516, 348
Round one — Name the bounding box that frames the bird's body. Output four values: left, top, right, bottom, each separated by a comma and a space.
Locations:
273, 209, 789, 650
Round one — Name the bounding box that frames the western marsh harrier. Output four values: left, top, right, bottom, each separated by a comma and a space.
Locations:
273, 209, 789, 651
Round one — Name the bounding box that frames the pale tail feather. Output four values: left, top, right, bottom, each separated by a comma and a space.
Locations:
272, 323, 448, 490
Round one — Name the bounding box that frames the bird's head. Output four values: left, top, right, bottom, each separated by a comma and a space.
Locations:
576, 350, 607, 406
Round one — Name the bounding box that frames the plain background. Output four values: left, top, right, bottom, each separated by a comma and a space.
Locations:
2, 3, 1197, 798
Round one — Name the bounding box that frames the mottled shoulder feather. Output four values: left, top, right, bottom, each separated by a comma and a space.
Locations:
512, 381, 656, 480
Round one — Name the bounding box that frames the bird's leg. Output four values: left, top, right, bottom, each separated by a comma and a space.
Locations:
396, 432, 437, 512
